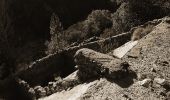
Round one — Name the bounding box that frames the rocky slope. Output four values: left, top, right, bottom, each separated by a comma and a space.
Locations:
0, 0, 170, 100
37, 17, 170, 100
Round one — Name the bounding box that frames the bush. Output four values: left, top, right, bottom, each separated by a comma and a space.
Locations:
83, 10, 113, 38
63, 10, 113, 43
46, 13, 67, 54
46, 10, 113, 54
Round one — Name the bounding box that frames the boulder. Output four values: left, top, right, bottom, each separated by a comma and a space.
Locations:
138, 78, 152, 87
34, 86, 47, 98
154, 78, 166, 85
74, 48, 130, 81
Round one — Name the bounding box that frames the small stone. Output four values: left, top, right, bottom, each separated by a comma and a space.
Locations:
122, 94, 132, 100
139, 78, 152, 87
17, 79, 30, 89
48, 82, 54, 87
154, 78, 166, 85
44, 86, 51, 95
127, 47, 141, 58
75, 65, 78, 69
54, 76, 62, 81
137, 73, 147, 80
52, 83, 57, 89
34, 86, 42, 90
28, 88, 35, 94
40, 89, 46, 97
122, 94, 128, 98
151, 68, 156, 72
34, 86, 46, 98
28, 88, 36, 100
49, 87, 55, 93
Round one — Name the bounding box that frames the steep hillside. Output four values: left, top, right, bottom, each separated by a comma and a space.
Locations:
0, 0, 170, 100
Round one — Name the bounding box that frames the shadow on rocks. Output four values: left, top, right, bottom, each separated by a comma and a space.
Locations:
106, 70, 137, 88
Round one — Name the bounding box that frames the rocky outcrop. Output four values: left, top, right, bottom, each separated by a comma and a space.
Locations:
0, 17, 166, 100
38, 17, 170, 100
74, 48, 130, 81
15, 29, 133, 86
0, 0, 170, 99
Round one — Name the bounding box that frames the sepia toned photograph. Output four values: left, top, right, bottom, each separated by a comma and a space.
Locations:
0, 0, 170, 100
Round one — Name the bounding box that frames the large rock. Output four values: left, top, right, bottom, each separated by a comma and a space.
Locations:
74, 48, 130, 81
